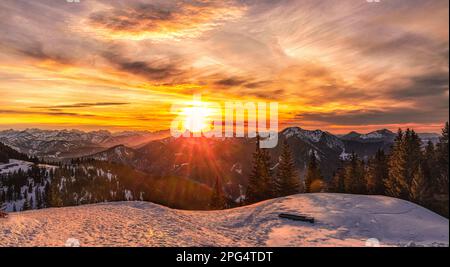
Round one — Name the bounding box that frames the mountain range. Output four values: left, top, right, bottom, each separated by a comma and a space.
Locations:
82, 127, 439, 201
0, 127, 440, 174
0, 128, 440, 173
0, 127, 443, 209
87, 127, 349, 189
0, 128, 169, 159
1, 127, 439, 160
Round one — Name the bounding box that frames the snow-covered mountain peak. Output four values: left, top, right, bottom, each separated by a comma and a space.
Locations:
283, 127, 344, 149
283, 127, 324, 142
341, 129, 396, 142
360, 129, 395, 140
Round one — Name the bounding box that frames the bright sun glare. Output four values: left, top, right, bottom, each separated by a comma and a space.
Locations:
182, 105, 212, 133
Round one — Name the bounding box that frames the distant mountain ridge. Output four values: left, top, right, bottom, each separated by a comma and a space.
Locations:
0, 127, 439, 162
0, 128, 169, 159
340, 129, 396, 143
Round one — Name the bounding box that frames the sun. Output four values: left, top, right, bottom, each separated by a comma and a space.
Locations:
182, 105, 212, 134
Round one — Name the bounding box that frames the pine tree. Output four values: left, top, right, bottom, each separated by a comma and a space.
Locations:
29, 196, 34, 210
260, 147, 275, 198
385, 129, 409, 198
422, 141, 437, 192
43, 182, 51, 208
246, 138, 264, 203
434, 122, 449, 217
0, 202, 5, 213
436, 122, 449, 194
0, 188, 4, 210
406, 129, 422, 185
304, 152, 324, 193
409, 166, 430, 205
365, 149, 388, 195
331, 166, 346, 193
36, 188, 43, 209
210, 176, 226, 210
385, 128, 425, 201
275, 141, 300, 197
50, 178, 63, 207
22, 197, 30, 211
343, 153, 366, 194
246, 136, 274, 203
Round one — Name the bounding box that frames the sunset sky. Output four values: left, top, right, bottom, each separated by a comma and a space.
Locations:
0, 0, 448, 134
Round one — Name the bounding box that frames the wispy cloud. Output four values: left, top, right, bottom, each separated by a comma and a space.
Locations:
0, 109, 98, 118
31, 102, 130, 109
297, 107, 449, 126
84, 0, 246, 40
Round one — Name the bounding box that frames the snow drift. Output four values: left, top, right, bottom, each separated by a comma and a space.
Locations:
0, 194, 448, 247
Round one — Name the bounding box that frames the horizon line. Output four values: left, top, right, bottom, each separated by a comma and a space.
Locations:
0, 124, 446, 136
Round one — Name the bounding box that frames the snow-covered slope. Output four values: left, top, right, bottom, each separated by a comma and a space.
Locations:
0, 194, 447, 247
0, 159, 33, 174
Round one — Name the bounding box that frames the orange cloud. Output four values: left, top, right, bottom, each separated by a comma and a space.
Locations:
84, 0, 245, 40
